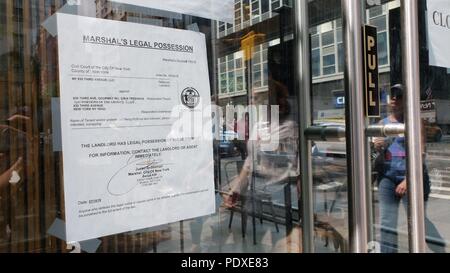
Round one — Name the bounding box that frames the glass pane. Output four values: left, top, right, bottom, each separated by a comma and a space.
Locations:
378, 32, 389, 66
310, 0, 348, 253
223, 2, 301, 254
312, 49, 321, 77
312, 35, 320, 49
263, 63, 268, 86
336, 28, 343, 43
323, 54, 336, 67
271, 0, 281, 10
338, 43, 344, 73
236, 58, 243, 69
253, 52, 261, 65
262, 49, 268, 62
417, 0, 450, 254
236, 75, 244, 91
228, 72, 235, 92
322, 45, 335, 56
370, 15, 387, 31
323, 65, 336, 75
0, 0, 301, 254
228, 59, 235, 70
253, 71, 262, 83
364, 1, 429, 254
243, 0, 251, 21
220, 62, 227, 72
321, 30, 335, 46
261, 0, 270, 14
366, 1, 407, 254
369, 5, 383, 18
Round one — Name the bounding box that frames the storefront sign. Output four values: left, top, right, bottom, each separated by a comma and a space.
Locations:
428, 0, 450, 68
57, 14, 215, 242
112, 0, 234, 23
421, 100, 437, 123
363, 25, 380, 117
335, 96, 345, 108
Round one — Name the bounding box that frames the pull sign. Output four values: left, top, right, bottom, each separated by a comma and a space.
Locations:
363, 25, 380, 117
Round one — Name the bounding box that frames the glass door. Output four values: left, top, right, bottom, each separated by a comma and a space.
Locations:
418, 0, 450, 253
2, 0, 445, 254
0, 0, 305, 253
364, 0, 450, 253
306, 1, 350, 253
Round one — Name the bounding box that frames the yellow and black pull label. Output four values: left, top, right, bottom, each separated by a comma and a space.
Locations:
363, 25, 380, 118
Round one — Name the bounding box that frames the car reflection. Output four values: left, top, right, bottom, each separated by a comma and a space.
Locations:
219, 130, 241, 158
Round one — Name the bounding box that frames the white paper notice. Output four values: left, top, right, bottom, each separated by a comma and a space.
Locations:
57, 13, 215, 242
428, 0, 450, 68
112, 0, 234, 23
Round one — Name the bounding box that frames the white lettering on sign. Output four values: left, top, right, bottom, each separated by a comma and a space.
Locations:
336, 96, 345, 105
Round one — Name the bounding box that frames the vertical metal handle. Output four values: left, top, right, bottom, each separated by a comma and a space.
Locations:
342, 0, 369, 253
293, 0, 314, 253
401, 0, 427, 253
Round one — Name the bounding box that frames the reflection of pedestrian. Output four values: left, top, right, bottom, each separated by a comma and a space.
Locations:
221, 79, 300, 251
373, 84, 445, 253
0, 111, 31, 191
223, 80, 298, 206
234, 113, 248, 160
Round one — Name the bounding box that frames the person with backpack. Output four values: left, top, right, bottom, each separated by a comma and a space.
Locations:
373, 84, 445, 253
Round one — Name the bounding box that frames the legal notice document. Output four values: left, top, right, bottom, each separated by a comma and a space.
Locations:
57, 14, 215, 242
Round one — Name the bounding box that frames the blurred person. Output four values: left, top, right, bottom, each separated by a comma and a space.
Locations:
223, 79, 298, 206
373, 84, 445, 253
221, 79, 300, 251
0, 111, 31, 191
